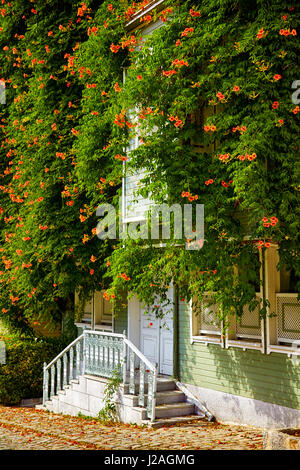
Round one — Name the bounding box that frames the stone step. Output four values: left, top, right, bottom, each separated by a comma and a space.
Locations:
143, 414, 207, 429
122, 390, 185, 407
123, 379, 176, 395
155, 402, 195, 419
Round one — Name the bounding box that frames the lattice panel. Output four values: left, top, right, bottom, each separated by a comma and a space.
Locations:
200, 298, 221, 334
277, 295, 300, 341
236, 297, 261, 338
82, 297, 93, 324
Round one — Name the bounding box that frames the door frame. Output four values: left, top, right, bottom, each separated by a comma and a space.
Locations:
128, 290, 175, 376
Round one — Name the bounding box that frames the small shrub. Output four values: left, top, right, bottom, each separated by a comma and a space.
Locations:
0, 335, 68, 405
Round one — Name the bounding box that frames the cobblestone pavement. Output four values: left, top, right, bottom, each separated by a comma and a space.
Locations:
0, 405, 264, 450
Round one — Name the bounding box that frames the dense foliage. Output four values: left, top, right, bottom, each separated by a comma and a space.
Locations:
0, 0, 299, 331
0, 333, 67, 404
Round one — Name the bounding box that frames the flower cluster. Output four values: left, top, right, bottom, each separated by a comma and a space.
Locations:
181, 191, 198, 201
262, 216, 279, 227
279, 29, 297, 36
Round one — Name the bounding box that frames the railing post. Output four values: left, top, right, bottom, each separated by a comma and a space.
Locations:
63, 353, 68, 388
76, 340, 81, 377
151, 363, 158, 422
50, 365, 55, 397
122, 330, 127, 384
43, 363, 48, 406
129, 349, 135, 394
82, 329, 87, 375
57, 358, 61, 392
69, 347, 74, 383
139, 361, 146, 407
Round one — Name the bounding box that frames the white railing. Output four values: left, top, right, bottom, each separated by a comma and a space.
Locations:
43, 333, 85, 407
42, 330, 157, 421
124, 337, 158, 422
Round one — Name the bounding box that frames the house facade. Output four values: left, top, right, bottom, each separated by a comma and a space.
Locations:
40, 1, 300, 429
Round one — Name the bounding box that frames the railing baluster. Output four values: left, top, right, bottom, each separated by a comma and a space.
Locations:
50, 365, 55, 397
129, 349, 135, 394
57, 358, 61, 392
63, 353, 68, 388
43, 363, 48, 405
97, 341, 101, 372
151, 363, 158, 422
69, 347, 74, 382
139, 361, 145, 407
122, 331, 127, 384
76, 341, 81, 377
108, 337, 113, 375
147, 370, 153, 418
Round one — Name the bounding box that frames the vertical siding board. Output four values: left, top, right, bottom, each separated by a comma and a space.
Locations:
114, 290, 128, 335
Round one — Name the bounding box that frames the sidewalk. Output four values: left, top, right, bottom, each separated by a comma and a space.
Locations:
0, 405, 264, 450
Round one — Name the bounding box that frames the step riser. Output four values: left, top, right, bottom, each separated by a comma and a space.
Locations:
123, 381, 176, 395
123, 392, 185, 407
155, 405, 195, 419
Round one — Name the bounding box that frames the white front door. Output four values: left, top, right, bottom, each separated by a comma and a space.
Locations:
140, 291, 174, 376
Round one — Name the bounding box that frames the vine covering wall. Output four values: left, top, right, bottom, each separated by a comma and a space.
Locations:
0, 0, 299, 331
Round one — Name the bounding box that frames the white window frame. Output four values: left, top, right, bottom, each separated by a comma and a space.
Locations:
190, 293, 224, 346
122, 19, 164, 225
75, 290, 113, 332
225, 293, 264, 352
267, 293, 300, 357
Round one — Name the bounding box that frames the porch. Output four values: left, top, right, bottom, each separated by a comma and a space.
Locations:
40, 330, 209, 426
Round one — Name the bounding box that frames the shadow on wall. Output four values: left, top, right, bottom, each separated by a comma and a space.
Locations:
179, 342, 300, 426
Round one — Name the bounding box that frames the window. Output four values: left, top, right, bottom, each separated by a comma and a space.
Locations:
269, 267, 300, 353
93, 291, 113, 330
122, 124, 152, 223
75, 290, 113, 331
226, 294, 263, 351
75, 292, 93, 327
122, 20, 164, 225
266, 247, 300, 356
190, 294, 223, 345
276, 293, 300, 348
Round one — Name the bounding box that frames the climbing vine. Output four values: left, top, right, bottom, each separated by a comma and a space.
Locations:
0, 0, 299, 331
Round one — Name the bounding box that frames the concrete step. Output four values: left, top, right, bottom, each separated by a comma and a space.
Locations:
144, 414, 207, 429
155, 402, 195, 419
35, 404, 46, 411
156, 390, 185, 405
132, 403, 196, 422
122, 390, 185, 407
123, 378, 176, 395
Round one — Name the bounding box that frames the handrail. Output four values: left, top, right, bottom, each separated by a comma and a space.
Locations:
45, 333, 84, 370
43, 330, 158, 422
124, 338, 156, 372
84, 330, 124, 338
124, 336, 157, 422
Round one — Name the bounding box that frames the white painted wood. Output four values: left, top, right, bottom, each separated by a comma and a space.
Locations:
128, 296, 141, 350
140, 307, 159, 366
139, 288, 174, 375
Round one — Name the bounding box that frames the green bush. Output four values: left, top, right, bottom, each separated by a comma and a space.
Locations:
0, 336, 67, 405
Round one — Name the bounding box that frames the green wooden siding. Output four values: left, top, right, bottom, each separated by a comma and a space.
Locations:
178, 301, 300, 411
113, 290, 128, 335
